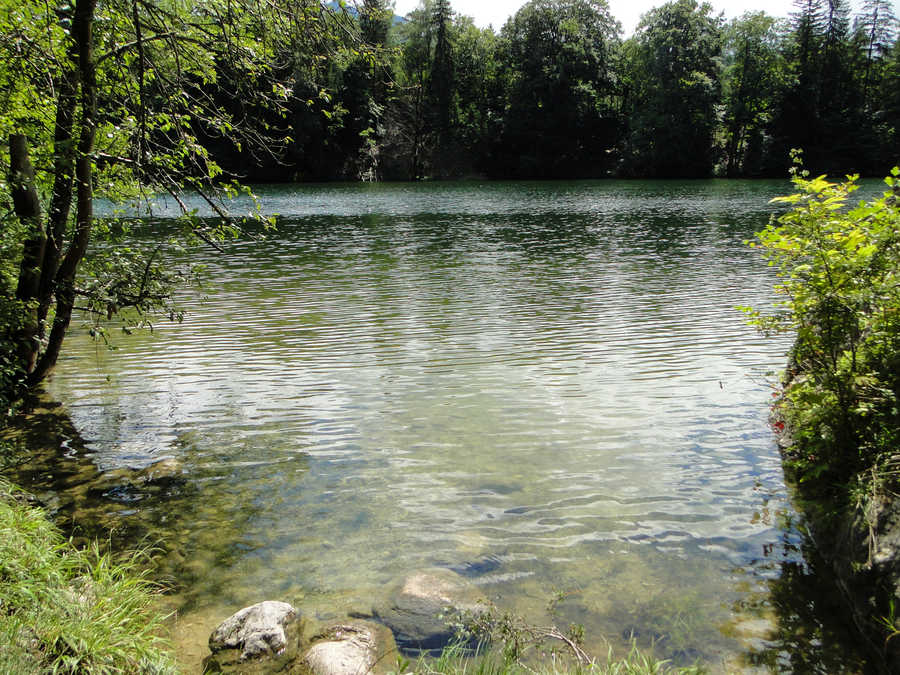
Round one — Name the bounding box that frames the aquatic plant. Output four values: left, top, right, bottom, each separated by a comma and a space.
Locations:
396, 637, 706, 675
407, 601, 707, 675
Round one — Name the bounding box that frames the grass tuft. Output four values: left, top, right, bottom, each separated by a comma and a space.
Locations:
395, 639, 706, 675
0, 477, 175, 674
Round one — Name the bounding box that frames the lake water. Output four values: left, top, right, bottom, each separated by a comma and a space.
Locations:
5, 180, 880, 672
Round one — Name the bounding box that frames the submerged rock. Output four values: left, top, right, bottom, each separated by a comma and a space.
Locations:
204, 601, 303, 673
372, 568, 487, 653
302, 620, 398, 675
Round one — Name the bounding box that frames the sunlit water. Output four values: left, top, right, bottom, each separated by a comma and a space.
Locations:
6, 180, 883, 672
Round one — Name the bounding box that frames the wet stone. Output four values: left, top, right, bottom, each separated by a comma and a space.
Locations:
301, 620, 398, 675
203, 601, 303, 673
372, 568, 487, 654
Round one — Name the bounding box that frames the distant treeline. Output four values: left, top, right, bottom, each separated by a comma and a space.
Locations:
187, 0, 900, 180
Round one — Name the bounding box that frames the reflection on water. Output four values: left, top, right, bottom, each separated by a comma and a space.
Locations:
3, 180, 878, 672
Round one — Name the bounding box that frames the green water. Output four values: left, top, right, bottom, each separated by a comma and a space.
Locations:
4, 180, 878, 672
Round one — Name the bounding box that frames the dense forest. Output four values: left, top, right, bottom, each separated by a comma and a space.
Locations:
205, 0, 900, 181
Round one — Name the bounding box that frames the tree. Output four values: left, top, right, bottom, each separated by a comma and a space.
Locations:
883, 36, 900, 152
765, 0, 876, 174
380, 0, 473, 179
429, 0, 455, 161
451, 15, 503, 172
721, 12, 786, 176
329, 0, 395, 179
856, 0, 897, 104
494, 0, 622, 178
381, 1, 436, 179
620, 0, 723, 177
0, 0, 342, 403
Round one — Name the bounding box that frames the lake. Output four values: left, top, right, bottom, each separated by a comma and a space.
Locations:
6, 179, 879, 672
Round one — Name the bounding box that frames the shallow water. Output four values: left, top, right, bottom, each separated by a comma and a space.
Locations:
6, 180, 882, 672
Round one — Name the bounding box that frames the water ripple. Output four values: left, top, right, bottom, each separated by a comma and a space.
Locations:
49, 181, 809, 666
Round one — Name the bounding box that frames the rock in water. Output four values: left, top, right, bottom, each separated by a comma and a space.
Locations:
373, 568, 487, 653
204, 601, 302, 673
302, 620, 398, 675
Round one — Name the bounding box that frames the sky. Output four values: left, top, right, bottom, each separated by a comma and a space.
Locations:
390, 0, 899, 36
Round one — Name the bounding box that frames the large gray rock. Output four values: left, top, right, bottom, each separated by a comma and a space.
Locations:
372, 568, 487, 653
302, 620, 398, 675
204, 601, 303, 673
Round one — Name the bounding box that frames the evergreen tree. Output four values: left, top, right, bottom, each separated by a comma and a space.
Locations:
766, 0, 826, 173
855, 0, 897, 105
429, 0, 455, 141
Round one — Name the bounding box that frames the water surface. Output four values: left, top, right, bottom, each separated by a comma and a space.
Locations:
9, 180, 878, 671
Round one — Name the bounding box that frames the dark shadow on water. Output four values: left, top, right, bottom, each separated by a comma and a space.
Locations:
740, 536, 878, 673
0, 392, 279, 613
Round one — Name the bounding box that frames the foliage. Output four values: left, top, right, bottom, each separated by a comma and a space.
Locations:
379, 0, 897, 179
743, 159, 900, 503
391, 632, 705, 675
720, 12, 787, 176
619, 0, 723, 177
0, 0, 358, 406
397, 638, 706, 675
425, 602, 705, 675
493, 0, 622, 178
0, 477, 174, 673
0, 217, 27, 418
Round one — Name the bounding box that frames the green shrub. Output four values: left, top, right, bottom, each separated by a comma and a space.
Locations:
743, 162, 900, 503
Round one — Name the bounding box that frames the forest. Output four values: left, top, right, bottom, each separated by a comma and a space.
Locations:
209, 0, 900, 181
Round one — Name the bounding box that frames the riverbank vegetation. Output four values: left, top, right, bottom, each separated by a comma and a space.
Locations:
743, 162, 900, 664
745, 162, 899, 511
0, 477, 174, 673
163, 0, 900, 182
218, 0, 900, 181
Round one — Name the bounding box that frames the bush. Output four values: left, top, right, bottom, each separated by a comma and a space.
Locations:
743, 162, 900, 503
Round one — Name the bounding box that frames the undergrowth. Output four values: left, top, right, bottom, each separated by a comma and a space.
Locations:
742, 159, 900, 507
0, 477, 175, 674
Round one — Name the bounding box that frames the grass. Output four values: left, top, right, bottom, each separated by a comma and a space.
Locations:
0, 477, 175, 674
396, 640, 706, 675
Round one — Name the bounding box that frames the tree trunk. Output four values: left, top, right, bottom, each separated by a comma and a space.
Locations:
9, 135, 45, 302
8, 135, 45, 373
37, 37, 82, 332
29, 0, 98, 385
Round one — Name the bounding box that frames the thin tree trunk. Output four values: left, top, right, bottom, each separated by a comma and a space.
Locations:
30, 0, 98, 385
37, 17, 83, 332
9, 135, 45, 301
8, 135, 45, 373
